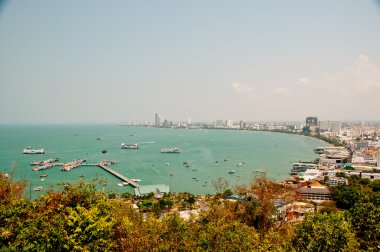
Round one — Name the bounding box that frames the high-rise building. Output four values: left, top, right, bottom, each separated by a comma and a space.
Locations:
240, 120, 246, 129
306, 117, 318, 127
155, 113, 161, 127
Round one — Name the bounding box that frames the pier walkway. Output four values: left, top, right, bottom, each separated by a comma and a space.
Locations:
97, 164, 140, 188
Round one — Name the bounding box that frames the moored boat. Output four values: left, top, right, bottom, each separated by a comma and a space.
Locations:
121, 143, 139, 149
23, 147, 45, 154
33, 186, 43, 191
160, 147, 180, 153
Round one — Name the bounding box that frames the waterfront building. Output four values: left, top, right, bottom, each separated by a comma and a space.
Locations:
296, 181, 332, 202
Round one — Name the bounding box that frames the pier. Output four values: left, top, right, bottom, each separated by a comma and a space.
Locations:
97, 163, 140, 188
30, 158, 140, 188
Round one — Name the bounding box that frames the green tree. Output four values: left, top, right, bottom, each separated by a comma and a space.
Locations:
291, 212, 359, 251
349, 193, 380, 251
331, 185, 360, 210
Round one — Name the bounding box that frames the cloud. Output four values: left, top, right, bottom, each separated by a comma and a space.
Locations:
299, 78, 310, 83
272, 88, 291, 95
232, 82, 254, 94
325, 54, 380, 96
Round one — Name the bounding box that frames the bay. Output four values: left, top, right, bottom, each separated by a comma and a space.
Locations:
0, 124, 328, 198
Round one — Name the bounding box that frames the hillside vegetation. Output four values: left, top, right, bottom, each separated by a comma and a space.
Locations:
1, 173, 379, 251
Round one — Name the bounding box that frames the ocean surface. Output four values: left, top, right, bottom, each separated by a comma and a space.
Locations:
0, 125, 329, 199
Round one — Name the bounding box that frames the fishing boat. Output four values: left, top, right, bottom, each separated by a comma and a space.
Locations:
40, 174, 48, 177
102, 149, 107, 154
228, 170, 236, 174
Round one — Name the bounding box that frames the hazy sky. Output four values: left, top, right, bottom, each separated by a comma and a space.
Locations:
1, 1, 380, 124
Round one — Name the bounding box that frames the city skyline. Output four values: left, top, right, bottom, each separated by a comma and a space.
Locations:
1, 1, 380, 124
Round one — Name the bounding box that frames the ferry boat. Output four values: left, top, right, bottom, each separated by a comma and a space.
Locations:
160, 147, 180, 153
23, 147, 45, 154
121, 143, 139, 149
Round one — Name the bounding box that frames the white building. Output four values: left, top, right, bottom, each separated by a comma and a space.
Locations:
226, 120, 233, 128
319, 120, 341, 134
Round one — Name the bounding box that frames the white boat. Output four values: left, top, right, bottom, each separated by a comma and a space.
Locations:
131, 179, 141, 182
236, 162, 245, 166
23, 147, 45, 154
33, 186, 43, 191
117, 183, 124, 187
122, 182, 129, 186
40, 178, 44, 182
121, 143, 139, 149
160, 147, 180, 153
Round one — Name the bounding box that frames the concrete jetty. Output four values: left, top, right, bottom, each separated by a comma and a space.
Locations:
97, 163, 140, 188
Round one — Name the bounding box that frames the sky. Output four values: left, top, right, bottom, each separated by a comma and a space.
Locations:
0, 1, 380, 124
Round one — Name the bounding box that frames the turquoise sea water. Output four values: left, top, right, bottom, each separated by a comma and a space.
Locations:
0, 125, 328, 198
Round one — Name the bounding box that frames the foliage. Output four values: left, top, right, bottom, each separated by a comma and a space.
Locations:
331, 184, 360, 209
349, 192, 380, 251
291, 212, 359, 251
3, 173, 380, 251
